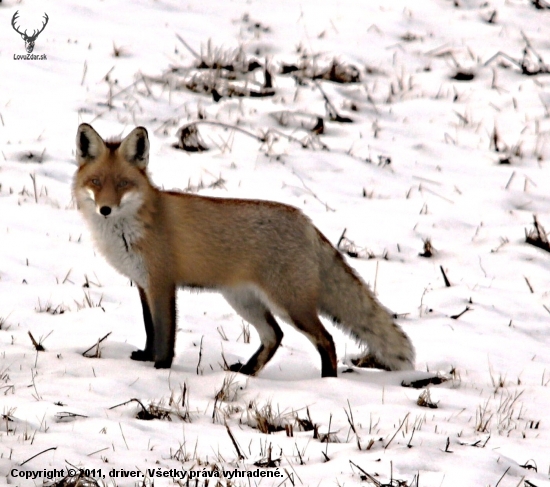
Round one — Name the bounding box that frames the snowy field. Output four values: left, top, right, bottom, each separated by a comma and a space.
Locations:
1, 0, 550, 485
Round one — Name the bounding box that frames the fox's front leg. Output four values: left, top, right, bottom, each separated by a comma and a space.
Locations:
145, 283, 177, 369
130, 286, 155, 362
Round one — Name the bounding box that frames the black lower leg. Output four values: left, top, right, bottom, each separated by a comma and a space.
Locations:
153, 287, 177, 369
290, 313, 338, 378
318, 343, 338, 377
230, 345, 266, 375
231, 312, 283, 375
131, 286, 155, 361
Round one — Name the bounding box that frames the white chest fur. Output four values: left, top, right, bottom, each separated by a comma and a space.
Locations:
88, 214, 149, 289
77, 192, 149, 289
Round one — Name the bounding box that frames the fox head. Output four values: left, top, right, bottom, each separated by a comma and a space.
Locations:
74, 124, 151, 219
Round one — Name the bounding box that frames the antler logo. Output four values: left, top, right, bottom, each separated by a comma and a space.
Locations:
11, 11, 49, 54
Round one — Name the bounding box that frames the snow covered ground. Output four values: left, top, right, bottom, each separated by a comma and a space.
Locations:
1, 0, 550, 485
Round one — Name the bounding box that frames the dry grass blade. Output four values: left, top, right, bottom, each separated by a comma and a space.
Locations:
349, 461, 382, 486
419, 238, 434, 258
336, 229, 375, 259
344, 400, 361, 450
109, 397, 186, 421
294, 407, 319, 437
484, 34, 550, 76
36, 298, 69, 315
81, 332, 111, 358
20, 446, 58, 466
450, 306, 471, 320
315, 82, 353, 123
253, 443, 281, 468
55, 411, 89, 422
225, 422, 246, 459
417, 389, 438, 409
525, 215, 550, 252
384, 412, 410, 450
440, 265, 451, 287
175, 33, 201, 60
246, 400, 294, 434
0, 314, 11, 330
28, 331, 46, 351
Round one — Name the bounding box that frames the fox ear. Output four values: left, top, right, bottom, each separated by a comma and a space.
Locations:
76, 124, 105, 166
119, 127, 149, 169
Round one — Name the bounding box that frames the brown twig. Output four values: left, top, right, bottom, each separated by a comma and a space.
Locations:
384, 412, 410, 450
225, 422, 246, 460
440, 265, 451, 287
82, 332, 112, 357
109, 397, 148, 412
28, 331, 45, 351
525, 215, 550, 252
314, 82, 353, 123
20, 447, 57, 466
175, 33, 201, 60
450, 306, 471, 320
196, 335, 204, 375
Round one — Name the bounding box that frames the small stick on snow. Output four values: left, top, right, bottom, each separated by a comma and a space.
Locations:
87, 447, 110, 457
349, 460, 380, 485
81, 61, 88, 86
314, 81, 353, 123
494, 466, 511, 487
289, 171, 335, 212
28, 331, 45, 351
419, 185, 454, 204
184, 120, 265, 143
384, 412, 410, 450
450, 307, 471, 320
119, 423, 129, 450
337, 228, 347, 248
29, 173, 38, 204
175, 33, 201, 60
196, 335, 204, 375
81, 332, 112, 356
109, 397, 149, 412
344, 400, 361, 450
225, 422, 246, 460
440, 265, 451, 287
20, 447, 58, 466
505, 171, 516, 190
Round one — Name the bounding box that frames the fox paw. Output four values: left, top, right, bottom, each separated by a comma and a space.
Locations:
229, 362, 256, 375
154, 358, 173, 369
229, 362, 244, 372
130, 349, 153, 362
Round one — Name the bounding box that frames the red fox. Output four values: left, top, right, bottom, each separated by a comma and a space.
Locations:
73, 124, 415, 376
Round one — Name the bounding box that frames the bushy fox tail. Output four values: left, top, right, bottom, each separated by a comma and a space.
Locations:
316, 231, 415, 371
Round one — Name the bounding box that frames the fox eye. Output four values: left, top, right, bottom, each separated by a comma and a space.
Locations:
91, 178, 101, 186
117, 180, 130, 188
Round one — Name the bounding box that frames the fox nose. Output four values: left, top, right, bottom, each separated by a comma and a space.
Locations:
99, 206, 112, 216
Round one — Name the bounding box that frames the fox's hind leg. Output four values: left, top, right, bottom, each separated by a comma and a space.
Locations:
223, 288, 283, 375
288, 310, 338, 378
